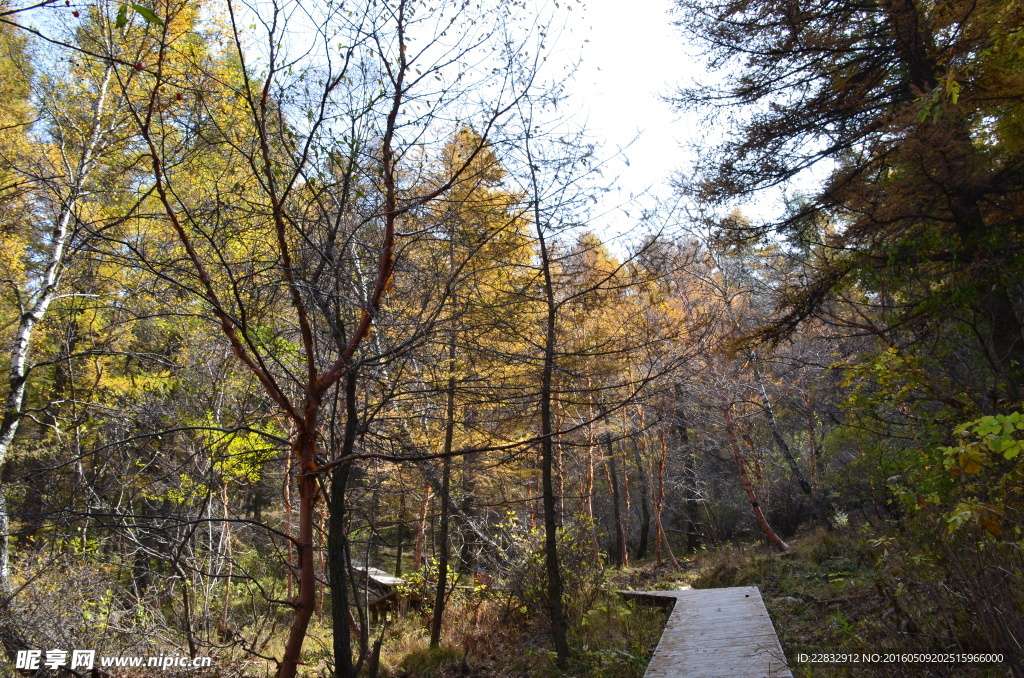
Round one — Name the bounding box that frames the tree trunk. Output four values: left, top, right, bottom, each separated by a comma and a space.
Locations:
533, 169, 569, 667
655, 422, 681, 569
751, 360, 833, 531
219, 481, 234, 638
413, 485, 432, 572
584, 389, 599, 560
604, 435, 628, 568
741, 428, 765, 494
395, 495, 406, 578
279, 427, 319, 678
802, 392, 820, 491
633, 407, 651, 560
675, 407, 702, 552
619, 423, 631, 562
553, 400, 565, 529
722, 402, 788, 551
329, 463, 355, 678
430, 333, 457, 648
329, 372, 360, 678
284, 452, 294, 601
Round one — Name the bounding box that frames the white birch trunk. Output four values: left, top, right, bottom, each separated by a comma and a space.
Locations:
0, 65, 114, 598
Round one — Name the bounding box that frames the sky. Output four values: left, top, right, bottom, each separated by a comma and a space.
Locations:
547, 0, 820, 247
553, 0, 707, 241
569, 0, 694, 194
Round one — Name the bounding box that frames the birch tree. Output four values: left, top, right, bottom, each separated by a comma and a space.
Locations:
0, 11, 144, 602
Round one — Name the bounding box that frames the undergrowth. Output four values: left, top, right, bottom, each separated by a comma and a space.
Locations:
678, 528, 1012, 677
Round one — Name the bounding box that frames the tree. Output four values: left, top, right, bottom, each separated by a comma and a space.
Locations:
675, 0, 1024, 402
120, 0, 541, 674
0, 6, 147, 602
421, 128, 530, 648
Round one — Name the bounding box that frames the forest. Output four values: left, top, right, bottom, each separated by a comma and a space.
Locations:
0, 0, 1021, 676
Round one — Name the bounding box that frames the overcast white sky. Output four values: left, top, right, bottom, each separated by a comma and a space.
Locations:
554, 0, 838, 247
552, 0, 707, 240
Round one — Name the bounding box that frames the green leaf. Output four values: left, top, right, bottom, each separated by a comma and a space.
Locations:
115, 4, 128, 28
1004, 441, 1022, 461
131, 3, 164, 26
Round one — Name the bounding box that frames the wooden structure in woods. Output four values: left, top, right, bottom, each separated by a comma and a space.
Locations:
623, 586, 793, 678
355, 566, 404, 590
354, 566, 421, 621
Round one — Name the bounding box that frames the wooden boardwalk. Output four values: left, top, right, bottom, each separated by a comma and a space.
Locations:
624, 586, 793, 678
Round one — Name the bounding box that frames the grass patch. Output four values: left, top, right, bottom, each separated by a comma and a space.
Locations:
396, 644, 462, 678
501, 592, 670, 678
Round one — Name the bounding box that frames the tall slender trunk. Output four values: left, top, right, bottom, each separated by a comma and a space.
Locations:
395, 494, 406, 578
0, 495, 11, 601
604, 435, 627, 568
751, 360, 833, 530
430, 333, 457, 648
655, 422, 680, 569
633, 447, 651, 561
172, 560, 198, 658
553, 395, 565, 529
219, 481, 233, 637
584, 389, 599, 559
317, 506, 326, 624
329, 372, 360, 678
284, 453, 294, 601
722, 401, 788, 551
675, 407, 702, 552
458, 466, 476, 576
619, 422, 631, 561
413, 486, 431, 572
803, 393, 820, 491
531, 150, 569, 666
633, 407, 651, 560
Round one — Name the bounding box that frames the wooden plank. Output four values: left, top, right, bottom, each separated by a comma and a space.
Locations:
628, 586, 792, 678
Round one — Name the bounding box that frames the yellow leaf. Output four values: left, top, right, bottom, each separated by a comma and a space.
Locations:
979, 513, 1003, 537
959, 446, 984, 474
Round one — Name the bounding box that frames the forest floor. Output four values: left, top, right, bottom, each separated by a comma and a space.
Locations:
143, 528, 1011, 677
382, 529, 877, 677
380, 587, 670, 678
629, 528, 1008, 678
383, 529, 867, 677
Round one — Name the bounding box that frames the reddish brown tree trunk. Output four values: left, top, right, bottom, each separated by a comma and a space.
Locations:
279, 429, 320, 678
722, 403, 788, 552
